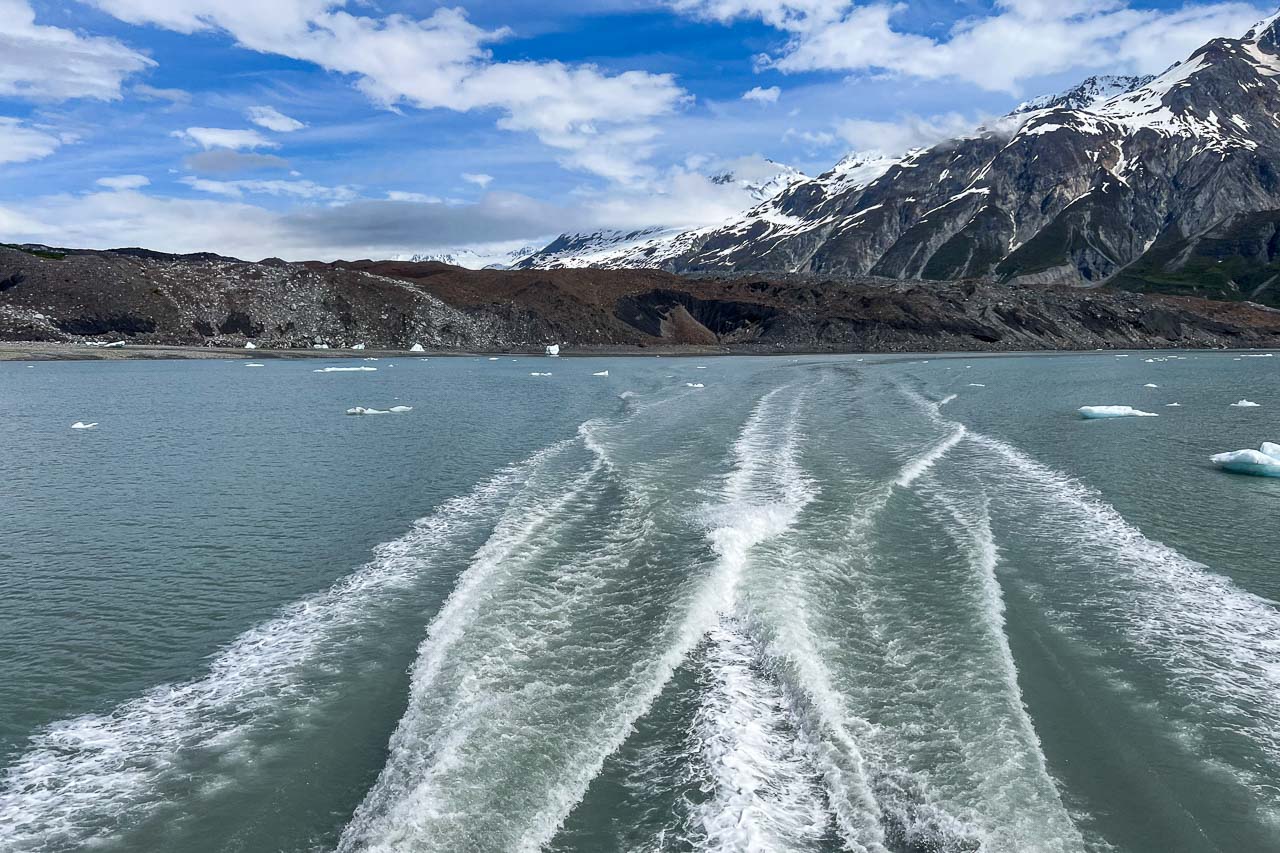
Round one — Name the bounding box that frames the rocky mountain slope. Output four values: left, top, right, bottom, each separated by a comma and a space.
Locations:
4, 245, 1279, 353
518, 14, 1280, 308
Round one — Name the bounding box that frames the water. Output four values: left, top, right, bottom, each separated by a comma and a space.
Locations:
1, 351, 1277, 852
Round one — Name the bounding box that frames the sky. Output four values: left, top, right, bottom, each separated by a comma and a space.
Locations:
0, 0, 1270, 260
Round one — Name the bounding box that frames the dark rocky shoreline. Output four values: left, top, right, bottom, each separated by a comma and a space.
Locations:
3, 246, 1280, 356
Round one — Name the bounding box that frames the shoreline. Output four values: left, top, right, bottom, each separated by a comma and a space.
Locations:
0, 340, 1273, 363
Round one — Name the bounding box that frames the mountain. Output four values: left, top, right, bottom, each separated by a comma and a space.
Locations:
5, 244, 1280, 354
1011, 74, 1155, 113
517, 13, 1280, 307
512, 160, 811, 270
397, 245, 539, 270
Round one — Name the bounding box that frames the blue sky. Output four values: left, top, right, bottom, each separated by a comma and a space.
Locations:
0, 0, 1270, 259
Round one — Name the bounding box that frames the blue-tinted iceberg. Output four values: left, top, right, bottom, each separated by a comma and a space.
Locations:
1078, 406, 1158, 419
1212, 443, 1280, 477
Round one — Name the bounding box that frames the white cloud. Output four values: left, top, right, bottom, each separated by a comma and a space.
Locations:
96, 174, 151, 191
246, 105, 306, 132
133, 83, 192, 105
0, 118, 62, 163
782, 127, 836, 148
742, 85, 781, 103
386, 190, 443, 203
836, 112, 981, 155
172, 127, 280, 150
87, 1, 689, 182
180, 176, 357, 201
0, 0, 152, 101
672, 0, 1266, 92
461, 172, 493, 188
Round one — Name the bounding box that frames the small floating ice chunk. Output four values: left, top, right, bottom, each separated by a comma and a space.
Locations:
545, 344, 560, 357
409, 343, 424, 352
1079, 406, 1158, 419
530, 372, 552, 377
314, 366, 377, 373
489, 357, 500, 361
1144, 383, 1159, 388
618, 391, 637, 400
695, 366, 707, 369
593, 370, 609, 377
1231, 399, 1262, 408
312, 343, 330, 350
1242, 353, 1275, 358
244, 342, 257, 349
1212, 443, 1280, 477
389, 406, 413, 413
71, 421, 98, 429
345, 406, 390, 415
351, 343, 365, 350
686, 382, 705, 388
1166, 403, 1182, 407
244, 363, 265, 368
967, 383, 986, 387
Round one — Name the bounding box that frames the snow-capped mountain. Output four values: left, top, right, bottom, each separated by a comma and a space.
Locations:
398, 245, 540, 270
644, 10, 1280, 304
513, 160, 811, 270
1011, 74, 1154, 114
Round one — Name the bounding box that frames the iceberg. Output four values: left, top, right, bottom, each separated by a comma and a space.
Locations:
70, 421, 98, 430
244, 342, 257, 350
345, 407, 390, 416
1078, 406, 1159, 419
352, 343, 366, 350
1211, 443, 1280, 477
389, 406, 413, 413
312, 344, 329, 350
1231, 399, 1262, 407
686, 382, 705, 388
314, 366, 377, 373
409, 343, 424, 352
545, 344, 561, 357
593, 370, 609, 377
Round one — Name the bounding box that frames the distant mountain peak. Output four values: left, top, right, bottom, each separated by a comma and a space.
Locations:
1013, 74, 1155, 114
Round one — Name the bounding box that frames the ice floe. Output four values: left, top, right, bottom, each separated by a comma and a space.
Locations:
346, 407, 390, 415
389, 406, 413, 413
1231, 399, 1262, 407
1166, 403, 1182, 407
70, 421, 98, 430
244, 342, 256, 349
593, 371, 609, 377
545, 344, 560, 357
1242, 353, 1275, 358
314, 366, 377, 373
686, 382, 705, 388
1144, 383, 1159, 388
244, 363, 265, 368
530, 372, 552, 377
1211, 443, 1280, 477
968, 383, 986, 387
1078, 406, 1159, 419
409, 343, 424, 352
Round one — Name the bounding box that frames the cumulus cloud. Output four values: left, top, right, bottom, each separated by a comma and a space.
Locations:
96, 174, 151, 191
183, 149, 290, 173
86, 1, 689, 182
836, 112, 981, 155
0, 118, 62, 163
246, 105, 306, 132
172, 127, 280, 150
672, 0, 1266, 92
461, 172, 493, 188
742, 85, 781, 103
0, 0, 152, 101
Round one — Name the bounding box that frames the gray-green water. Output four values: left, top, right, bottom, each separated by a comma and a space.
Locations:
2, 352, 1278, 853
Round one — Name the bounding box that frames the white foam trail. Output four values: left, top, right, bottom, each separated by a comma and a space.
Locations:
895, 426, 966, 488
968, 431, 1280, 805
0, 442, 570, 852
339, 387, 820, 853
691, 618, 833, 853
923, 485, 1086, 852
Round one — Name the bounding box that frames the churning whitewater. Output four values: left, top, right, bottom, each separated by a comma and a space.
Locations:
4, 355, 1279, 853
